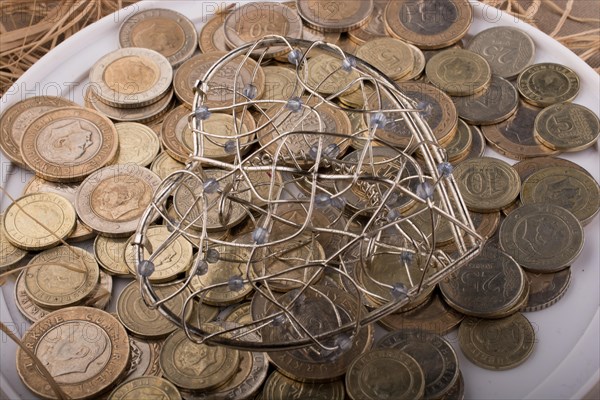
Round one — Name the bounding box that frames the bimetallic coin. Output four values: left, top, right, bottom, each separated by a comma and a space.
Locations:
109, 376, 181, 400
117, 280, 192, 339
384, 0, 472, 49
440, 245, 526, 318
517, 63, 580, 107
151, 151, 186, 180
347, 0, 389, 44
173, 52, 265, 109
119, 8, 197, 67
20, 106, 119, 182
459, 313, 535, 370
522, 268, 571, 312
160, 325, 240, 391
443, 119, 472, 163
16, 307, 130, 400
452, 76, 519, 125
297, 0, 373, 33
453, 157, 521, 213
124, 225, 194, 282
426, 48, 492, 96
89, 47, 173, 108
521, 166, 600, 225
0, 213, 27, 270
75, 165, 161, 237
481, 100, 559, 160
440, 371, 465, 400
346, 349, 425, 400
224, 2, 302, 58
0, 96, 77, 167
499, 203, 584, 273
467, 26, 535, 78
376, 329, 460, 399
356, 37, 414, 80
94, 235, 131, 276
3, 192, 77, 250
124, 338, 163, 381
24, 246, 99, 309
263, 371, 345, 400
534, 102, 600, 152
112, 122, 161, 167
198, 7, 232, 53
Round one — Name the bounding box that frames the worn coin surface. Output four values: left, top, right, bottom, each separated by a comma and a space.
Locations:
461, 124, 487, 161
517, 63, 580, 107
89, 47, 173, 108
440, 244, 525, 318
297, 0, 373, 33
76, 164, 161, 237
14, 270, 52, 322
452, 76, 519, 125
112, 122, 161, 167
522, 268, 571, 312
260, 66, 303, 109
93, 235, 131, 276
303, 54, 360, 96
521, 166, 600, 225
459, 313, 535, 370
347, 0, 389, 44
0, 96, 77, 167
499, 203, 584, 272
108, 376, 181, 400
384, 0, 472, 49
160, 326, 240, 390
198, 6, 232, 53
3, 192, 77, 250
534, 102, 600, 152
443, 119, 472, 163
481, 100, 559, 160
453, 157, 521, 213
150, 151, 186, 180
426, 48, 492, 96
356, 37, 414, 80
346, 348, 425, 400
24, 245, 100, 309
16, 307, 130, 400
0, 213, 28, 270
119, 8, 197, 67
467, 26, 535, 78
20, 106, 119, 182
263, 371, 345, 400
376, 329, 460, 399
400, 43, 427, 81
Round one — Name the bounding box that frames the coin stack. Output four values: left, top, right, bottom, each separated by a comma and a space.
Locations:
1, 1, 599, 399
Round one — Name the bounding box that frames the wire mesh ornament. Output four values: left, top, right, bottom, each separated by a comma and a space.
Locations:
132, 36, 485, 353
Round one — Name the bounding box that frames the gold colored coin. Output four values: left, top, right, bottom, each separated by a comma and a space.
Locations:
453, 157, 521, 213
303, 54, 360, 95
16, 307, 130, 399
14, 270, 52, 322
109, 376, 181, 400
297, 0, 373, 33
385, 0, 472, 49
160, 325, 240, 391
426, 48, 492, 96
89, 47, 173, 108
521, 166, 600, 225
499, 203, 584, 273
22, 176, 95, 242
20, 106, 119, 182
150, 151, 186, 180
3, 192, 76, 250
517, 63, 580, 107
260, 66, 303, 109
264, 371, 345, 400
534, 102, 600, 152
24, 246, 99, 309
124, 225, 194, 282
347, 0, 389, 44
459, 313, 535, 370
94, 235, 131, 276
356, 37, 414, 80
173, 52, 265, 109
452, 76, 519, 125
224, 302, 254, 326
117, 280, 192, 339
112, 122, 161, 167
0, 213, 27, 270
0, 96, 77, 167
76, 164, 161, 237
198, 7, 232, 53
443, 119, 472, 163
223, 2, 303, 58
522, 268, 571, 312
460, 124, 487, 162
346, 349, 425, 400
119, 8, 197, 67
399, 43, 427, 81
125, 337, 163, 381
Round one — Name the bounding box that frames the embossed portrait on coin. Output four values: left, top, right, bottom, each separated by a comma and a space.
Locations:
38, 120, 100, 164
132, 19, 185, 57
518, 216, 564, 258
501, 106, 538, 145
530, 70, 568, 96
104, 56, 159, 94
37, 265, 85, 294
92, 178, 152, 221
401, 0, 457, 35
175, 342, 221, 376
362, 361, 404, 399
37, 321, 111, 384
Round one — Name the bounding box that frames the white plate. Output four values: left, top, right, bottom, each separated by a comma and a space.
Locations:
1, 1, 598, 399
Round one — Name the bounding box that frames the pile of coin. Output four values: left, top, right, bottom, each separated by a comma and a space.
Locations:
1, 1, 599, 399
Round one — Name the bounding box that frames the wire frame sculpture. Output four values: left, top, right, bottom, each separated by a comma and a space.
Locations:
132, 36, 484, 353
